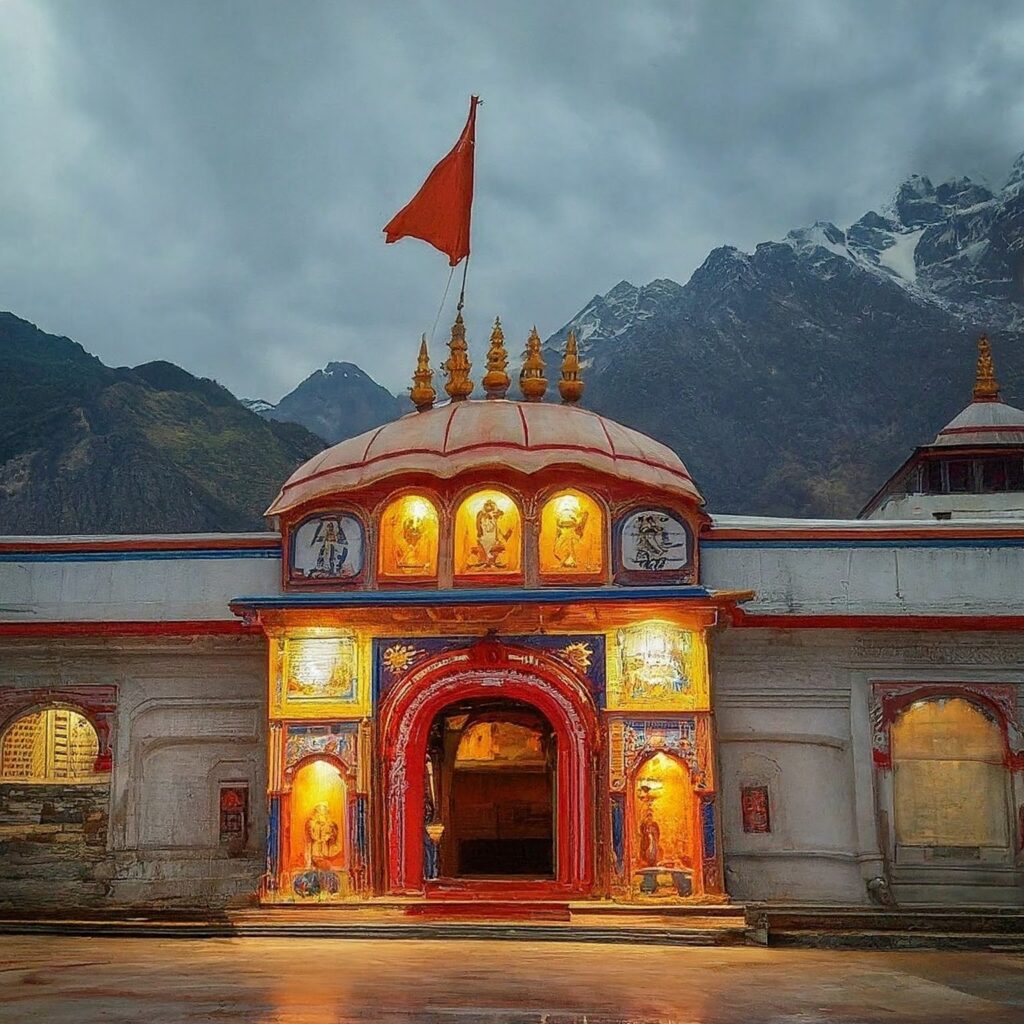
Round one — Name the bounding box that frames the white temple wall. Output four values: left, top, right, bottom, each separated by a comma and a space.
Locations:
712, 627, 1024, 906
0, 538, 281, 622
0, 636, 266, 909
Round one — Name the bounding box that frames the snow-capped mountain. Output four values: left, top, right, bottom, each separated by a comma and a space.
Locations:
241, 398, 275, 414
542, 152, 1024, 515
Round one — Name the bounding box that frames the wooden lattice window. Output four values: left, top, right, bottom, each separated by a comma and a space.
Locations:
0, 709, 103, 783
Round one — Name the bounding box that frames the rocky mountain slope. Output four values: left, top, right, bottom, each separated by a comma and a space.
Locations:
245, 361, 406, 444
545, 154, 1024, 514
0, 313, 325, 533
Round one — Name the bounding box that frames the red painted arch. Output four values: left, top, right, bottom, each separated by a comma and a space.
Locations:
379, 640, 601, 895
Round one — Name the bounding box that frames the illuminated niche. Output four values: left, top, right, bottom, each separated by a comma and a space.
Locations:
454, 489, 522, 576
633, 752, 695, 872
0, 708, 104, 783
378, 494, 440, 579
539, 490, 604, 576
287, 758, 348, 898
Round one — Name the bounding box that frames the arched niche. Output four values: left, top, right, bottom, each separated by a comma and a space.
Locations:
453, 489, 523, 579
628, 751, 700, 896
285, 757, 350, 897
378, 493, 440, 580
891, 697, 1011, 855
0, 707, 107, 783
538, 489, 605, 578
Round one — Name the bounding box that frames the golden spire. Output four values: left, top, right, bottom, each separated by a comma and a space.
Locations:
409, 334, 436, 412
482, 316, 510, 399
519, 326, 548, 401
558, 328, 584, 405
443, 311, 474, 401
973, 333, 1000, 402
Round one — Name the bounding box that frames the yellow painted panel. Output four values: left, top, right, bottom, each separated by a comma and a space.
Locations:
606, 621, 709, 712
378, 494, 439, 579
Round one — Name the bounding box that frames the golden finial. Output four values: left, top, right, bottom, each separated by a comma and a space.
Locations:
973, 333, 1000, 402
482, 316, 510, 399
409, 334, 436, 412
443, 311, 474, 401
558, 328, 584, 405
519, 326, 548, 401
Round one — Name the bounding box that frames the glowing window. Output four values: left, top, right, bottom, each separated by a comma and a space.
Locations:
378, 494, 439, 578
0, 708, 103, 783
454, 489, 522, 576
539, 490, 604, 576
892, 698, 1010, 850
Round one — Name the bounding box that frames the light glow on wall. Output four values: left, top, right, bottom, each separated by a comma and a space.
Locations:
287, 758, 347, 874
378, 493, 439, 578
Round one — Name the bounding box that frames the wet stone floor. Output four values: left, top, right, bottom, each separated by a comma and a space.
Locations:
0, 936, 1023, 1024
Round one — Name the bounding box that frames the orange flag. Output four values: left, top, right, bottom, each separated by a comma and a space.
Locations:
383, 96, 479, 267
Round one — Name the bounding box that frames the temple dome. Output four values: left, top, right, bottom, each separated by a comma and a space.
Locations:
934, 398, 1024, 447
266, 399, 701, 516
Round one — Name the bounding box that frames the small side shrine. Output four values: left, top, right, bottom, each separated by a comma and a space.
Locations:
232, 317, 751, 905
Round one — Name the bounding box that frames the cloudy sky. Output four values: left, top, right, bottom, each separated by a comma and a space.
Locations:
2, 1, 1024, 401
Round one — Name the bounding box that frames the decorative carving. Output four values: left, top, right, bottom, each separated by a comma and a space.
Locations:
519, 326, 547, 401
284, 722, 357, 773
409, 334, 436, 412
973, 333, 1000, 402
558, 328, 584, 405
443, 311, 473, 401
482, 316, 510, 399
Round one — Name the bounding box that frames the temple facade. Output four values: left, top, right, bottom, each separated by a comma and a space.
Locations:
1, 326, 1023, 912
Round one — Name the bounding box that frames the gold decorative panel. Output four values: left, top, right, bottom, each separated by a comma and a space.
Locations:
378, 494, 439, 579
539, 490, 604, 576
272, 634, 370, 718
607, 622, 709, 712
454, 489, 522, 577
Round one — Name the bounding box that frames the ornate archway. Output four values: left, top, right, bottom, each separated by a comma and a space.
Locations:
379, 640, 601, 895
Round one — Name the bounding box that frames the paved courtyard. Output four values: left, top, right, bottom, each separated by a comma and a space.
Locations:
0, 935, 1022, 1023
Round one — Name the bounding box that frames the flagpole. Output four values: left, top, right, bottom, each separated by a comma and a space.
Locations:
456, 254, 470, 313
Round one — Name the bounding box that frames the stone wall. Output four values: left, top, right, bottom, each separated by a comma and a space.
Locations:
0, 782, 112, 911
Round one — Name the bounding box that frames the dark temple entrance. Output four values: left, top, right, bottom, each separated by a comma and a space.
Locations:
427, 698, 555, 878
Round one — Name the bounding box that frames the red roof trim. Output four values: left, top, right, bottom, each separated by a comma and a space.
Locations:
938, 424, 1024, 437
0, 536, 279, 554
731, 611, 1024, 631
279, 439, 696, 494
707, 525, 1024, 542
516, 403, 530, 446
0, 620, 259, 638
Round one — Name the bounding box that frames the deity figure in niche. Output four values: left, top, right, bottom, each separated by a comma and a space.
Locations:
304, 802, 341, 868
472, 499, 513, 569
553, 497, 589, 569
637, 783, 663, 867
311, 517, 349, 577
633, 513, 685, 567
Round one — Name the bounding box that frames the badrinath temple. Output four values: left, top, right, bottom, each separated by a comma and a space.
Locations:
1, 322, 1022, 915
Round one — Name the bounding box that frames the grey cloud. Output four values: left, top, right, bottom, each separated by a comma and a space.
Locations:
1, 0, 1023, 399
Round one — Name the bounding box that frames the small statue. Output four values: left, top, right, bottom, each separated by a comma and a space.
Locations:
304, 802, 340, 869
472, 499, 513, 569
553, 500, 589, 569
639, 806, 662, 868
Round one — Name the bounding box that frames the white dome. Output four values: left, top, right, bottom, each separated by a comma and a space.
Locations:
267, 399, 701, 516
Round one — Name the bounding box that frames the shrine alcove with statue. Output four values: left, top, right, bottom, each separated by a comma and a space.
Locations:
231, 315, 748, 905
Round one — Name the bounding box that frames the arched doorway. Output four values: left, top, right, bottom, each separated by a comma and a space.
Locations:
379, 641, 599, 895
429, 698, 555, 879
